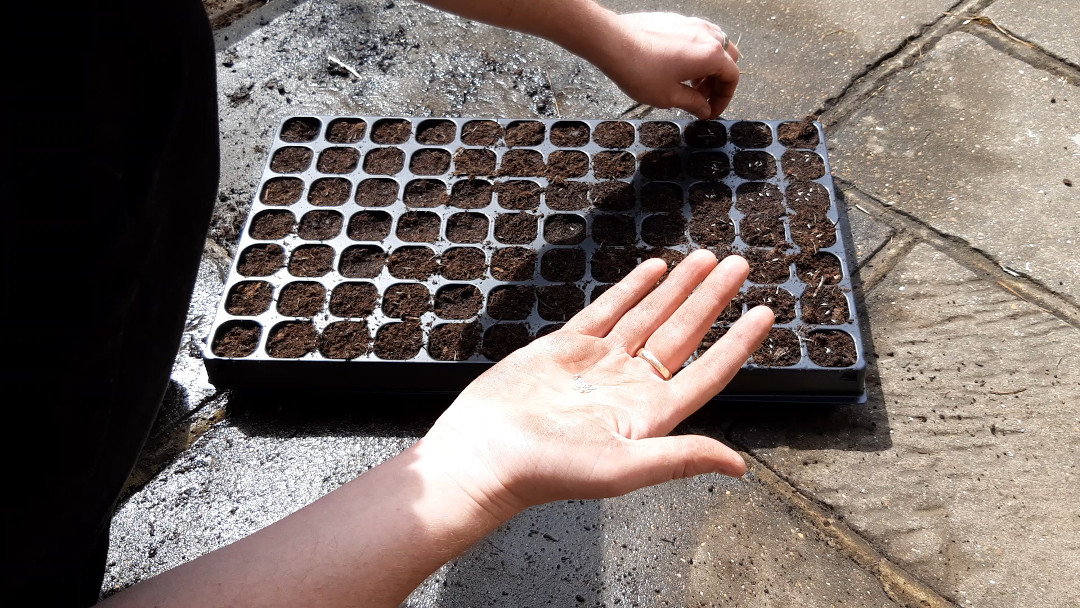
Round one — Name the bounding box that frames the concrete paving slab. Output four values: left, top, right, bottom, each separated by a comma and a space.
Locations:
829, 32, 1080, 301
731, 244, 1080, 607
983, 0, 1080, 64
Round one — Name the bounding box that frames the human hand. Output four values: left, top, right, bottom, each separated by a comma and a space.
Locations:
419, 251, 773, 522
592, 12, 741, 120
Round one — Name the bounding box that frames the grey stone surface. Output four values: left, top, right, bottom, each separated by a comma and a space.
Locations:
841, 195, 895, 266
733, 244, 1080, 607
829, 32, 1080, 300
984, 0, 1080, 63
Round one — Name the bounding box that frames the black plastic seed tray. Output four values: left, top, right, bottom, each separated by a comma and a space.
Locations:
203, 116, 866, 403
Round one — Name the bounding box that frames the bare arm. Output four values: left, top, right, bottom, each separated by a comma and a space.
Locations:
418, 0, 742, 119
100, 252, 772, 607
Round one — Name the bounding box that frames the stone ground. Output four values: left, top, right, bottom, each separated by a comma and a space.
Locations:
102, 0, 1078, 606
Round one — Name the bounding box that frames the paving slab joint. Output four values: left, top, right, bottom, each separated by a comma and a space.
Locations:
836, 180, 1080, 328
959, 17, 1080, 78
816, 0, 994, 129
739, 451, 959, 608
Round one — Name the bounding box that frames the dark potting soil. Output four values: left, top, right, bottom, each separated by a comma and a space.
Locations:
591, 181, 635, 211
428, 322, 482, 361
325, 118, 367, 144
382, 283, 432, 318
740, 212, 786, 248
690, 201, 734, 247
734, 151, 777, 180
643, 247, 686, 275
387, 246, 438, 280
744, 247, 791, 284
688, 152, 730, 180
504, 120, 545, 146
545, 182, 589, 211
267, 321, 317, 358
491, 247, 536, 281
461, 120, 503, 146
415, 119, 456, 145
454, 149, 497, 176
280, 117, 320, 142
752, 328, 800, 367
355, 178, 398, 207
212, 321, 260, 357
496, 181, 542, 210
736, 182, 784, 216
786, 181, 831, 215
309, 178, 351, 206
550, 121, 590, 147
494, 213, 539, 244
441, 247, 486, 280
729, 121, 772, 148
544, 214, 586, 245
807, 330, 856, 367
685, 121, 727, 148
593, 151, 636, 179
364, 147, 405, 175
488, 285, 535, 320
591, 247, 637, 283
396, 211, 441, 243
790, 212, 837, 251
238, 244, 285, 276
288, 245, 335, 277
450, 179, 493, 209
744, 286, 796, 323
446, 212, 489, 242
696, 326, 727, 358
590, 283, 613, 302
689, 182, 733, 209
298, 210, 343, 240
639, 121, 681, 148
537, 284, 585, 322
500, 149, 545, 177
339, 245, 386, 278
329, 282, 378, 317
226, 281, 273, 316
778, 120, 818, 148
717, 294, 743, 323
641, 182, 683, 212
262, 177, 304, 206
371, 118, 412, 144
593, 121, 635, 148
319, 321, 371, 359
641, 213, 688, 246
782, 150, 826, 181
277, 281, 326, 317
639, 149, 681, 180
794, 252, 843, 286
270, 147, 313, 173
317, 147, 359, 174
801, 285, 850, 325
410, 149, 451, 175
592, 214, 636, 245
347, 210, 392, 241
250, 210, 295, 240
404, 179, 448, 208
540, 248, 586, 282
435, 284, 483, 319
546, 151, 589, 178
481, 323, 531, 361
373, 320, 423, 360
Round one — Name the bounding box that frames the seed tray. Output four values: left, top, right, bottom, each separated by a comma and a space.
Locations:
203, 116, 867, 403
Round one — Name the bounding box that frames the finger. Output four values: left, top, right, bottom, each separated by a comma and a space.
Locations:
562, 257, 668, 337
705, 74, 739, 119
593, 435, 747, 496
705, 23, 741, 62
667, 83, 712, 121
665, 305, 775, 416
640, 255, 749, 373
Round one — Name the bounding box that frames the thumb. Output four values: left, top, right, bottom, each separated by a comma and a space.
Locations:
597, 434, 747, 495
665, 84, 712, 121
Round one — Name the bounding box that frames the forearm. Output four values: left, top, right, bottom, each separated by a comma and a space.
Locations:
99, 439, 514, 608
418, 0, 624, 70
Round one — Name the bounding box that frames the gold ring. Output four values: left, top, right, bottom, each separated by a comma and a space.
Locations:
636, 348, 672, 380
